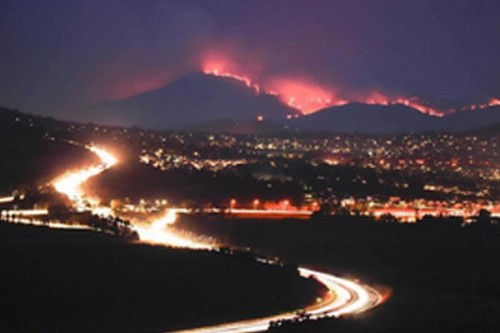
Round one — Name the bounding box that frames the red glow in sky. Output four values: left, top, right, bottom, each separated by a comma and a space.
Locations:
202, 57, 344, 114
200, 56, 498, 117
267, 78, 347, 114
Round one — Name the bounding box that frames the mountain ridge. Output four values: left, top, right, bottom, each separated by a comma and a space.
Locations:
290, 103, 500, 134
83, 72, 299, 129
80, 72, 500, 133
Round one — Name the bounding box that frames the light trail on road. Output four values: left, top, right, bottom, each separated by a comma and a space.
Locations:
52, 144, 214, 248
0, 209, 92, 230
135, 209, 213, 249
167, 267, 383, 333
53, 144, 117, 213
49, 143, 386, 332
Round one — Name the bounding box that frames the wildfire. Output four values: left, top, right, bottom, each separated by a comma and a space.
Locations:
268, 78, 346, 115
202, 62, 344, 114
202, 59, 262, 94
200, 56, 499, 117
361, 95, 451, 117
464, 98, 500, 111
392, 98, 449, 117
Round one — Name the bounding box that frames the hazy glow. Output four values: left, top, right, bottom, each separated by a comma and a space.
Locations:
92, 206, 114, 218
135, 209, 213, 250
268, 78, 345, 115
0, 196, 15, 204
203, 67, 261, 94
88, 145, 118, 167
465, 98, 500, 111
201, 56, 499, 117
53, 145, 117, 212
202, 58, 341, 114
53, 145, 212, 249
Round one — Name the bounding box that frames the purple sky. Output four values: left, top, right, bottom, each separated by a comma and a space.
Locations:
0, 0, 499, 118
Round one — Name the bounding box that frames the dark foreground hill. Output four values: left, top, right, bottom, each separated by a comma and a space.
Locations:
0, 223, 323, 333
468, 122, 500, 137
0, 107, 96, 193
291, 103, 500, 134
180, 216, 500, 333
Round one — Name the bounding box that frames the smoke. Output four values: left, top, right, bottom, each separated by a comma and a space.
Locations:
200, 51, 498, 116
0, 0, 498, 118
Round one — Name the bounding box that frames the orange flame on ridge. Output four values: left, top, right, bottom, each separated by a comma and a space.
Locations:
200, 56, 499, 117
202, 59, 262, 94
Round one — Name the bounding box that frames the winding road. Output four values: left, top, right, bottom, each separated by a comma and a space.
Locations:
53, 144, 386, 333
168, 267, 382, 333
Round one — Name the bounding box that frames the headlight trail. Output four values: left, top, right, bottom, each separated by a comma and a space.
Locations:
47, 143, 387, 332
166, 267, 384, 333
134, 209, 214, 250
53, 144, 117, 213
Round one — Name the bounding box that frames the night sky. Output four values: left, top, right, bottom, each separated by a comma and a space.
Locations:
0, 0, 499, 118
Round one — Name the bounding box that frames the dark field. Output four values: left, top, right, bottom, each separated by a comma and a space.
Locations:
0, 223, 324, 333
179, 216, 500, 332
0, 112, 97, 193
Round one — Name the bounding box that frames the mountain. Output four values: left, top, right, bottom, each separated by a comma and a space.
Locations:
290, 103, 437, 134
437, 106, 500, 132
467, 122, 500, 137
291, 103, 500, 134
0, 106, 68, 130
83, 73, 299, 129
69, 69, 500, 134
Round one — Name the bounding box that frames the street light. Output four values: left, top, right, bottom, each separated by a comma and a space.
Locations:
253, 199, 260, 210
283, 200, 290, 210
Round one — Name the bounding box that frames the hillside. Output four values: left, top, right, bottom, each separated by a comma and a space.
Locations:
0, 223, 324, 333
291, 103, 435, 134
0, 107, 96, 193
468, 122, 500, 137
179, 216, 500, 333
441, 107, 500, 132
77, 71, 500, 134
292, 103, 500, 134
84, 73, 299, 129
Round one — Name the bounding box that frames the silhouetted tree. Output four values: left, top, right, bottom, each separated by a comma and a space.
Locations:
477, 209, 492, 226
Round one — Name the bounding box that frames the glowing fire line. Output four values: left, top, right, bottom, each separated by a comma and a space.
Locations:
202, 62, 499, 117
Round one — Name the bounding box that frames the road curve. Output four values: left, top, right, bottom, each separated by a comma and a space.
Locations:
166, 267, 383, 333
50, 144, 386, 333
